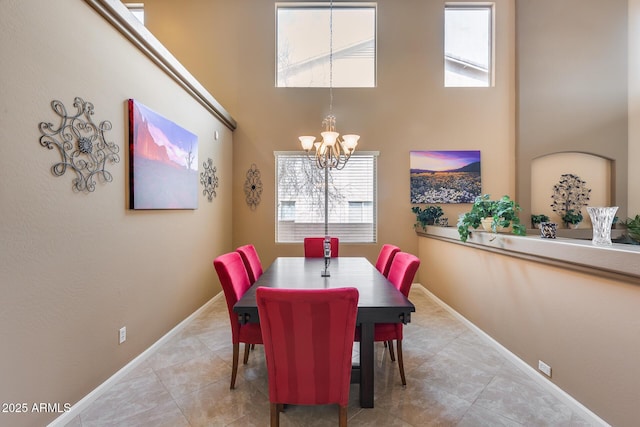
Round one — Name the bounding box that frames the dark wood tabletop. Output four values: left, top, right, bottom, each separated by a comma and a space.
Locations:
233, 257, 416, 408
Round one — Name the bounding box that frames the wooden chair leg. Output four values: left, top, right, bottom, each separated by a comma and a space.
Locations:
387, 340, 396, 361
243, 343, 251, 364
270, 402, 280, 427
231, 342, 239, 389
339, 405, 347, 427
396, 339, 406, 386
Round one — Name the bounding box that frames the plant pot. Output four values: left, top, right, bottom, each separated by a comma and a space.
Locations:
540, 222, 558, 239
481, 217, 504, 232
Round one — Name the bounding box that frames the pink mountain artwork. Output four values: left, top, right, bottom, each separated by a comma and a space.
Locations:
129, 99, 199, 209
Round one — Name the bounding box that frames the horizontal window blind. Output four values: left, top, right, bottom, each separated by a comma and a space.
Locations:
275, 152, 377, 243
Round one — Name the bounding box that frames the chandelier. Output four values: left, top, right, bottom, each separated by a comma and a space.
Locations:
298, 0, 360, 171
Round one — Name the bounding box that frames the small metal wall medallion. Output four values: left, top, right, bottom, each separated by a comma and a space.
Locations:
200, 158, 219, 202
244, 163, 263, 210
39, 97, 120, 192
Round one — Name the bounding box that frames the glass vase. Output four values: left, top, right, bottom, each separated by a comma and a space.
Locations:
586, 206, 618, 246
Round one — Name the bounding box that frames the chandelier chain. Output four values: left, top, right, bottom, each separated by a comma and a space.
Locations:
298, 0, 359, 172
329, 0, 334, 116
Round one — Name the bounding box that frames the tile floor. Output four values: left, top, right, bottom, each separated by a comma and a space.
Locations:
64, 288, 598, 426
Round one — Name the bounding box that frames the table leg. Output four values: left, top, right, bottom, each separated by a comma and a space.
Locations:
359, 321, 374, 408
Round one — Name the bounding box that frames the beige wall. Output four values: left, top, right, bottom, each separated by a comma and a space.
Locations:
0, 1, 233, 425
418, 235, 640, 426
516, 0, 629, 222
144, 0, 517, 269
630, 0, 640, 214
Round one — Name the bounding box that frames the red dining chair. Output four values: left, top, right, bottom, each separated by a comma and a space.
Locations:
375, 244, 401, 278
213, 252, 263, 389
356, 251, 420, 386
256, 287, 359, 427
303, 237, 339, 258
236, 244, 263, 284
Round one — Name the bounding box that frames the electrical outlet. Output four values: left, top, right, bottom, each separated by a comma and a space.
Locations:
119, 326, 127, 344
538, 360, 552, 377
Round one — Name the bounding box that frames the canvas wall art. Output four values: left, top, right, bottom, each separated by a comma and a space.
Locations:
410, 150, 481, 203
129, 99, 198, 209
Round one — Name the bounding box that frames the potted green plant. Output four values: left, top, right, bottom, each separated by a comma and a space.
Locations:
457, 194, 526, 242
412, 205, 444, 229
531, 214, 550, 229
561, 209, 583, 228
623, 214, 640, 243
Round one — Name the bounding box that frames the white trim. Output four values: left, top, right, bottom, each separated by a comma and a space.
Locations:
47, 293, 224, 426
414, 284, 610, 427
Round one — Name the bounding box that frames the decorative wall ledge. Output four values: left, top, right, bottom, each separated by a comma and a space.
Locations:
417, 227, 640, 284
85, 0, 237, 131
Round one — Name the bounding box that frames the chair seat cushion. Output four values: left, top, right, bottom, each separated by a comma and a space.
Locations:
355, 323, 402, 342
238, 322, 263, 344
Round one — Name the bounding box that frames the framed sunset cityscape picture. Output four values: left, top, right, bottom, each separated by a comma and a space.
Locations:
129, 99, 199, 209
410, 150, 481, 203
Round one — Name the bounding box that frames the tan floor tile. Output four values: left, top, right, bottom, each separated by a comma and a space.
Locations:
79, 373, 174, 427
70, 288, 602, 427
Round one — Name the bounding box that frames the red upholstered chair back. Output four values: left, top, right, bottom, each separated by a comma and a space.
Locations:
303, 237, 339, 258
213, 252, 252, 342
236, 244, 263, 284
375, 244, 401, 277
387, 252, 421, 297
256, 287, 359, 407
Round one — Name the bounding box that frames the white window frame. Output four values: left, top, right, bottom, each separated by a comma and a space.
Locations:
275, 2, 377, 88
444, 2, 495, 87
274, 151, 378, 243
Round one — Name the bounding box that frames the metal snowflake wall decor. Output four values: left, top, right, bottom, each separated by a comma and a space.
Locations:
244, 163, 263, 210
39, 97, 119, 192
200, 158, 219, 202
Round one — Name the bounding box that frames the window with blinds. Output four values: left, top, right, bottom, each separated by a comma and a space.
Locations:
275, 152, 377, 243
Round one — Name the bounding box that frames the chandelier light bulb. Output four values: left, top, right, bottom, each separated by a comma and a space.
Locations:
341, 134, 360, 151
299, 136, 316, 151
321, 131, 339, 147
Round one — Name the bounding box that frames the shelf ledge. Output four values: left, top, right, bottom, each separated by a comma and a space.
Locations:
417, 226, 640, 284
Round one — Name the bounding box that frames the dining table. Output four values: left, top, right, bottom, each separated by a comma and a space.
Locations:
233, 256, 416, 408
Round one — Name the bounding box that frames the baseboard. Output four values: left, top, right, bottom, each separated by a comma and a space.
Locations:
414, 284, 610, 427
48, 293, 223, 426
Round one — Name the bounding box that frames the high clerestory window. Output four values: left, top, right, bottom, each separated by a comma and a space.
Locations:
276, 3, 376, 88
445, 3, 494, 87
